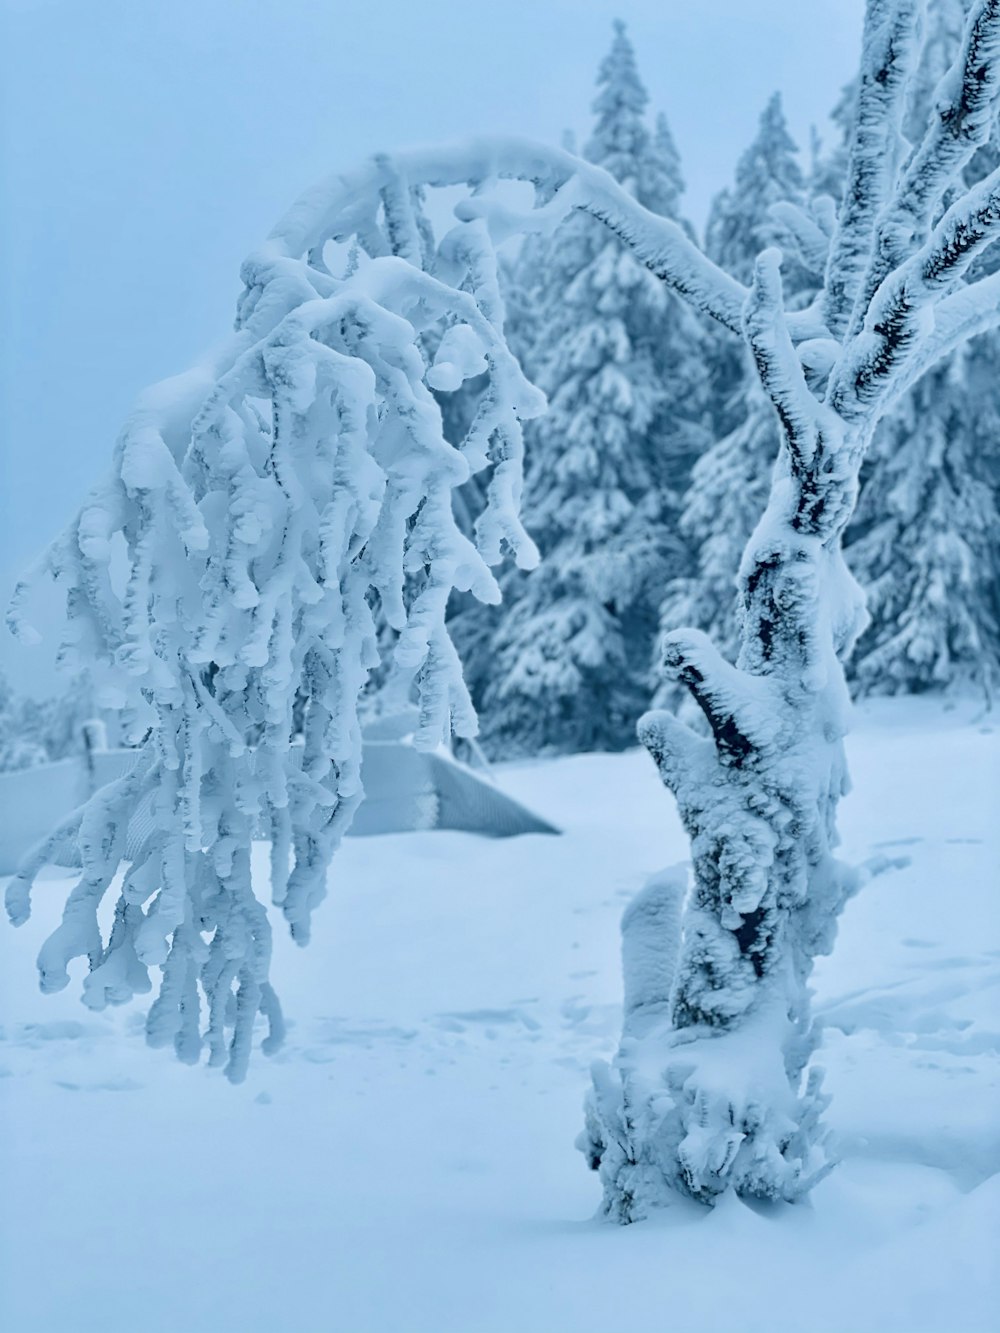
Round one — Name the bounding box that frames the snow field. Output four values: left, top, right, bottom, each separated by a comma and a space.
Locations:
1, 697, 997, 1331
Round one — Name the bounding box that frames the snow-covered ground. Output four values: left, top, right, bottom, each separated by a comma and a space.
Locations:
1, 697, 997, 1332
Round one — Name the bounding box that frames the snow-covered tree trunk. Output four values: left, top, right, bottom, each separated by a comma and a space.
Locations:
657, 93, 817, 676
581, 0, 1000, 1214
583, 278, 869, 1210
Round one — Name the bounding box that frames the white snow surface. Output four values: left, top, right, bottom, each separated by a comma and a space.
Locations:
1, 697, 997, 1332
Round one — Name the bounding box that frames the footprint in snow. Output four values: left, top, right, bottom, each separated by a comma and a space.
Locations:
20, 1020, 92, 1043
315, 1018, 419, 1045
53, 1077, 142, 1093
302, 1049, 338, 1064
905, 955, 990, 972
560, 996, 591, 1024
436, 1007, 540, 1031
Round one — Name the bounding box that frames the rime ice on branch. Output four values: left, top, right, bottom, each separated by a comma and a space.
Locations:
659, 92, 814, 670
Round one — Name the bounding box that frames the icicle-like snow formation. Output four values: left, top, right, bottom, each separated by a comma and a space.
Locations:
6, 163, 543, 1080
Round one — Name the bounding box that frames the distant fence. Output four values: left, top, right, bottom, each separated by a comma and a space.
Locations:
0, 743, 557, 875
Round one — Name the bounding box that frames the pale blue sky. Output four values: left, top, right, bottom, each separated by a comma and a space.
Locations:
0, 0, 864, 691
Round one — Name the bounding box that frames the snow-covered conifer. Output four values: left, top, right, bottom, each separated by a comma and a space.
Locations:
847, 334, 1000, 697
705, 92, 809, 292
473, 23, 709, 756
0, 673, 48, 771
0, 671, 97, 770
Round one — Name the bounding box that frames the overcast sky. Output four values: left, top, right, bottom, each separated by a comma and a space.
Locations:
0, 0, 864, 692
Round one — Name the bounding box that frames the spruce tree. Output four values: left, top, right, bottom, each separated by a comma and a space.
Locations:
705, 92, 807, 287
0, 672, 48, 772
473, 22, 709, 757
0, 671, 96, 770
846, 353, 1000, 697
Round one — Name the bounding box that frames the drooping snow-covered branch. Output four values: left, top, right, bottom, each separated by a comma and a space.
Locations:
251, 139, 750, 335
3, 131, 750, 1084
7, 174, 546, 1082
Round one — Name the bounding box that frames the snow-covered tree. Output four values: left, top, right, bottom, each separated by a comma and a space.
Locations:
0, 673, 48, 771
9, 0, 1000, 1217
846, 335, 1000, 696
471, 23, 709, 756
706, 92, 808, 289
7, 165, 546, 1083
578, 0, 1000, 1214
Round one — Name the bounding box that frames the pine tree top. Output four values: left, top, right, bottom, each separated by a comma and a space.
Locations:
640, 111, 687, 222
584, 22, 689, 223
586, 21, 650, 198
734, 92, 803, 200
706, 91, 805, 284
